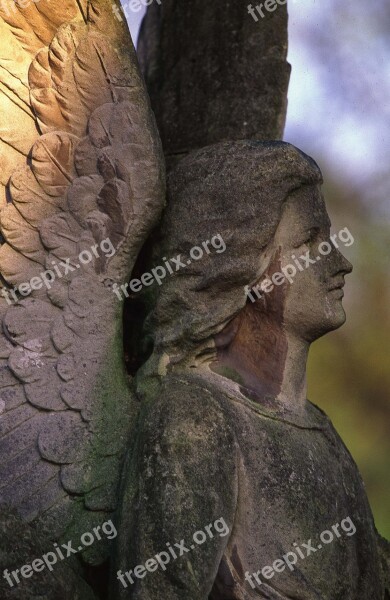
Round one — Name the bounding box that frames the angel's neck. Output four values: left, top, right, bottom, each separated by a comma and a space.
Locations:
210, 304, 309, 411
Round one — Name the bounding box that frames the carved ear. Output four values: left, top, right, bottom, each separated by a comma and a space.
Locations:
0, 0, 165, 573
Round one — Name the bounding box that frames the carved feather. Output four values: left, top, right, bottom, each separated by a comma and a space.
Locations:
0, 0, 85, 207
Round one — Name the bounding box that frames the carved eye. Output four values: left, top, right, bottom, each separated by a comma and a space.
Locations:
293, 234, 312, 248
301, 227, 320, 246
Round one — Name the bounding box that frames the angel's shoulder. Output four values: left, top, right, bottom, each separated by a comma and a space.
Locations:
137, 372, 236, 452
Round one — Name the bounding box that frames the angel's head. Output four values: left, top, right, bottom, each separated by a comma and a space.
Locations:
145, 140, 352, 368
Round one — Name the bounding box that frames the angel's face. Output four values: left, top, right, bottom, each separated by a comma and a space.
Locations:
256, 185, 353, 343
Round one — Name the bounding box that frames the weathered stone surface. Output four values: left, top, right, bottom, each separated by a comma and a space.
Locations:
138, 0, 290, 159
0, 508, 96, 600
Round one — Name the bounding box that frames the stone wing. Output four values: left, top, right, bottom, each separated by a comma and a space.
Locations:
0, 0, 165, 569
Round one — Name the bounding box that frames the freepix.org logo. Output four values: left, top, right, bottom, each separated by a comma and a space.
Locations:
1, 238, 116, 306
117, 517, 230, 588
0, 0, 42, 17
244, 226, 354, 303
245, 516, 357, 589
3, 520, 117, 588
112, 234, 227, 301
112, 0, 162, 21
247, 0, 287, 22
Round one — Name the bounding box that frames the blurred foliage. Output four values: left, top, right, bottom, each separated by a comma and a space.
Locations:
307, 171, 390, 538
287, 0, 390, 540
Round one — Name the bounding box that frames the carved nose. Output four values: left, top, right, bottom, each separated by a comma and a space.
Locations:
334, 250, 353, 276
340, 255, 353, 275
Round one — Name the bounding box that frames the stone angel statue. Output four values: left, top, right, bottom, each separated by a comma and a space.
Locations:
0, 2, 388, 600
0, 1, 164, 598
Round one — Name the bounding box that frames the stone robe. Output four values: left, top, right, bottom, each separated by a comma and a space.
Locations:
115, 371, 389, 599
